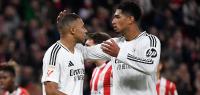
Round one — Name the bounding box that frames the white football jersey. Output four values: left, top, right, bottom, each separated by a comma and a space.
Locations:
78, 31, 161, 95
41, 41, 85, 95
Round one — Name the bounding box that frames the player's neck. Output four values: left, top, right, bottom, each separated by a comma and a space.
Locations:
95, 60, 106, 67
60, 37, 76, 53
123, 25, 140, 41
157, 72, 161, 80
7, 85, 17, 93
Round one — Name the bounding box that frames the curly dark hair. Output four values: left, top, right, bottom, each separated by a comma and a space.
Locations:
87, 32, 111, 44
117, 1, 142, 22
0, 65, 16, 76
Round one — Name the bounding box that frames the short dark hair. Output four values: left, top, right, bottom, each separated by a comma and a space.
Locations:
57, 10, 81, 32
0, 65, 16, 76
117, 1, 142, 22
87, 32, 111, 44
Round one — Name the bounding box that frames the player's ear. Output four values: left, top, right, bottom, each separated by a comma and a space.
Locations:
70, 27, 76, 35
128, 16, 135, 24
69, 21, 77, 35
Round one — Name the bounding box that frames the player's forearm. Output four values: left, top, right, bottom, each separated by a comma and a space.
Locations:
44, 81, 67, 95
79, 44, 111, 60
117, 59, 156, 75
116, 47, 159, 74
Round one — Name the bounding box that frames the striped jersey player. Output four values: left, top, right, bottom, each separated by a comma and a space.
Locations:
156, 77, 178, 95
85, 32, 112, 95
90, 62, 112, 95
78, 31, 161, 95
41, 42, 85, 95
2, 87, 29, 95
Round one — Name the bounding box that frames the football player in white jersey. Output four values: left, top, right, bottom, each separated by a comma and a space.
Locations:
101, 1, 161, 95
41, 10, 87, 95
85, 32, 113, 95
79, 1, 161, 95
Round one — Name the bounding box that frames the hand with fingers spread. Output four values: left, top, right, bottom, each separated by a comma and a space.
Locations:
101, 39, 120, 57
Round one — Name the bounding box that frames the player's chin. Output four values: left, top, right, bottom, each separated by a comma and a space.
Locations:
113, 28, 120, 32
79, 38, 86, 44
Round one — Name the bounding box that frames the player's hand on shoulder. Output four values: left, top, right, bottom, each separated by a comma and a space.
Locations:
101, 39, 119, 57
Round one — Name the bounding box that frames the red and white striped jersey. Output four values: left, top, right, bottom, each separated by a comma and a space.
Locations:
90, 62, 112, 95
156, 77, 178, 95
3, 87, 30, 95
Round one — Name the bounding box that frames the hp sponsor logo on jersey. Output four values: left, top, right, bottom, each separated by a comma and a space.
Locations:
146, 48, 157, 58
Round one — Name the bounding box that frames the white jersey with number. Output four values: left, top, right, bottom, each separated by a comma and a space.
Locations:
90, 62, 112, 95
78, 31, 161, 95
41, 41, 85, 95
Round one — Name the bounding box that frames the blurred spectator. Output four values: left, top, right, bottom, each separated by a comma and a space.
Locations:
20, 65, 42, 95
183, 0, 198, 27
195, 70, 200, 94
3, 5, 20, 36
176, 63, 193, 95
183, 0, 200, 37
0, 63, 30, 95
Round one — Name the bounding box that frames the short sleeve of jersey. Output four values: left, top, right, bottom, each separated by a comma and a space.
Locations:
41, 44, 61, 83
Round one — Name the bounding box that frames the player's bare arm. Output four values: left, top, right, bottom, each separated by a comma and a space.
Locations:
44, 81, 67, 95
101, 39, 119, 57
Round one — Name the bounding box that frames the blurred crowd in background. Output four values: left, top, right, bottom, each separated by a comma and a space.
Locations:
0, 0, 199, 95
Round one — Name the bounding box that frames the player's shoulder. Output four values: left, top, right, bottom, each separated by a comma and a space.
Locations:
165, 79, 176, 85
45, 42, 59, 54
18, 87, 30, 95
161, 77, 176, 85
43, 42, 64, 58
111, 36, 124, 43
140, 32, 161, 47
75, 43, 84, 50
164, 79, 177, 89
140, 32, 159, 40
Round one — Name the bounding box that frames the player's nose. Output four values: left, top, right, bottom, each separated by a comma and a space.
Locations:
84, 28, 88, 33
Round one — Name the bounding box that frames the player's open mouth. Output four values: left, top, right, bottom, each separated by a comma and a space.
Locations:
113, 26, 117, 30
